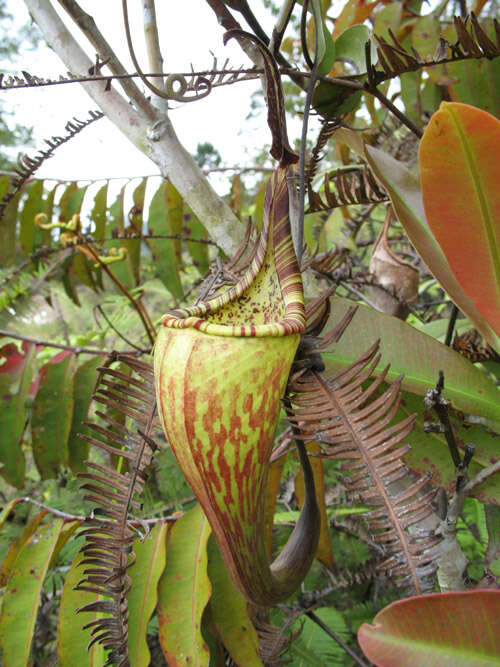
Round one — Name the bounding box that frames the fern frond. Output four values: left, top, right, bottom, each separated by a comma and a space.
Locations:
307, 168, 388, 213
371, 13, 500, 83
306, 119, 344, 183
0, 110, 103, 221
288, 342, 440, 594
75, 354, 159, 667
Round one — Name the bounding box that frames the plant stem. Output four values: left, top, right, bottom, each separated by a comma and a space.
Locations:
0, 329, 138, 357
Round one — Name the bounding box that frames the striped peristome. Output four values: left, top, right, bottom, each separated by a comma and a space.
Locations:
163, 167, 305, 337
154, 167, 320, 605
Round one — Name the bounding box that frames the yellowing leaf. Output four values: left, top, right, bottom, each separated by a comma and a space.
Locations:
128, 522, 169, 667
206, 536, 262, 666
157, 505, 211, 666
58, 549, 106, 666
0, 519, 77, 665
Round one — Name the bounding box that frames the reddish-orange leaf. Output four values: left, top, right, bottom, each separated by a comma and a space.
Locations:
358, 590, 500, 665
419, 102, 500, 338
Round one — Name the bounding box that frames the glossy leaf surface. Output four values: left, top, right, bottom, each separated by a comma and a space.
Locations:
0, 519, 77, 665
58, 547, 106, 666
127, 521, 169, 667
363, 142, 500, 351
325, 296, 500, 422
157, 505, 211, 666
358, 590, 500, 666
419, 102, 500, 338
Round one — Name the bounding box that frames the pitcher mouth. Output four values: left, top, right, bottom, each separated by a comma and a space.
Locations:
161, 168, 306, 339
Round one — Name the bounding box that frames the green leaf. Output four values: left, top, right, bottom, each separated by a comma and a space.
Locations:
59, 182, 87, 221
19, 180, 44, 255
358, 591, 500, 665
325, 296, 500, 422
444, 20, 500, 117
104, 185, 134, 288
419, 102, 500, 339
58, 545, 106, 665
183, 206, 210, 276
31, 352, 76, 478
157, 505, 211, 666
0, 499, 20, 534
373, 2, 402, 40
334, 24, 375, 74
363, 142, 500, 351
0, 343, 35, 487
90, 182, 108, 241
0, 510, 47, 585
67, 355, 105, 473
128, 521, 169, 667
126, 178, 147, 285
0, 518, 77, 666
166, 180, 184, 268
147, 182, 183, 299
0, 187, 21, 268
206, 536, 262, 666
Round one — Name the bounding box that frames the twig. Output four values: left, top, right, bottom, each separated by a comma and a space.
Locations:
94, 304, 150, 354
464, 461, 500, 493
270, 0, 296, 56
444, 304, 459, 347
80, 238, 157, 345
0, 329, 141, 357
8, 496, 179, 526
297, 0, 319, 266
424, 371, 462, 468
425, 371, 476, 592
57, 0, 153, 115
364, 42, 423, 139
142, 0, 167, 114
306, 611, 370, 667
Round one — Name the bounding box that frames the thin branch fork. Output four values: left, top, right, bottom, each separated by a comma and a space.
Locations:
0, 329, 144, 357
7, 496, 180, 526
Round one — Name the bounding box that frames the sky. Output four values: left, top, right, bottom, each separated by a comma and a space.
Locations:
1, 0, 290, 190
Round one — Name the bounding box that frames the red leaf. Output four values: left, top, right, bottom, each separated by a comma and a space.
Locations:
358, 590, 500, 665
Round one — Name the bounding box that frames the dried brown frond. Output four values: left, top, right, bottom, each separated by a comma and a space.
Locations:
287, 342, 440, 594
75, 354, 159, 667
306, 118, 344, 183
306, 168, 388, 213
252, 612, 299, 666
371, 13, 500, 83
0, 110, 103, 221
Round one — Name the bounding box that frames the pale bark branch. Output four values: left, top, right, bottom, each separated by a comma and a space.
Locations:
56, 0, 151, 113
142, 0, 167, 114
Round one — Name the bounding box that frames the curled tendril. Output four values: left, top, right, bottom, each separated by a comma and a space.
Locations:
94, 247, 128, 267
122, 0, 212, 103
164, 73, 212, 102
35, 213, 81, 233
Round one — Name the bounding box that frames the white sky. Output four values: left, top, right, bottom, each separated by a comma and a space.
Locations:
2, 0, 291, 190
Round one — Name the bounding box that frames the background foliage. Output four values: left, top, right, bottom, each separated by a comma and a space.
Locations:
0, 0, 499, 665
